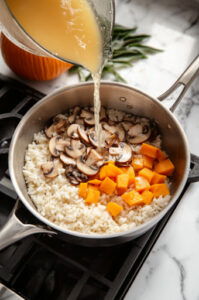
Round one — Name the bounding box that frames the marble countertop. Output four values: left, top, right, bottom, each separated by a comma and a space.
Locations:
0, 0, 199, 299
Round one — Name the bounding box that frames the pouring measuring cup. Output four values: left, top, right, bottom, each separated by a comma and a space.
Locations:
0, 0, 115, 68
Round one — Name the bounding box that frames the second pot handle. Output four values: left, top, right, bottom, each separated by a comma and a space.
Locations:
0, 200, 56, 251
158, 55, 199, 112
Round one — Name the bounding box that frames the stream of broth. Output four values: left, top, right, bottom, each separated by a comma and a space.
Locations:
6, 0, 106, 146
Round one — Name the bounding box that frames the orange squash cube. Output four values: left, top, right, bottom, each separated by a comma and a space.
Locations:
99, 164, 123, 180
143, 155, 154, 169
88, 179, 102, 185
127, 166, 135, 185
117, 173, 129, 195
150, 183, 170, 197
135, 176, 150, 192
154, 159, 175, 176
99, 165, 109, 180
151, 172, 166, 184
107, 202, 123, 217
132, 156, 144, 170
140, 143, 159, 159
142, 190, 154, 205
78, 182, 88, 199
122, 190, 144, 206
100, 177, 116, 195
85, 188, 100, 204
106, 163, 123, 177
157, 149, 168, 161
138, 168, 154, 184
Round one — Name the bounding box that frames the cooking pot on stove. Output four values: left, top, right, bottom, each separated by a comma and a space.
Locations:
1, 56, 199, 249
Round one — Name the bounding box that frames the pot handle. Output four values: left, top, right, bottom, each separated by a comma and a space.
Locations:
158, 55, 199, 112
0, 199, 56, 251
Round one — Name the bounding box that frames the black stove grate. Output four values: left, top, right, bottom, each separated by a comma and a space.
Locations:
0, 74, 190, 300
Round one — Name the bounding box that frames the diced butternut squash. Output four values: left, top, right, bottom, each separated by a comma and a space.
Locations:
88, 185, 99, 191
85, 188, 100, 204
78, 182, 88, 199
135, 176, 150, 192
142, 190, 154, 205
157, 149, 167, 161
100, 177, 116, 194
132, 156, 144, 170
88, 179, 102, 185
150, 183, 170, 197
127, 166, 135, 185
117, 173, 129, 195
140, 143, 159, 158
99, 163, 123, 180
138, 168, 154, 183
143, 155, 154, 169
107, 202, 123, 217
106, 163, 123, 177
154, 159, 175, 176
151, 172, 166, 184
122, 190, 144, 206
99, 165, 109, 180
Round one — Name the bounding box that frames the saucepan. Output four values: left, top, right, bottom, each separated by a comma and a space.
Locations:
1, 56, 199, 249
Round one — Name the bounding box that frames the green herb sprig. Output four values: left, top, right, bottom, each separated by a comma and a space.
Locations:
69, 25, 162, 83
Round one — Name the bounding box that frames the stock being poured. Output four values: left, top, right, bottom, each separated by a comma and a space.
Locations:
6, 0, 106, 146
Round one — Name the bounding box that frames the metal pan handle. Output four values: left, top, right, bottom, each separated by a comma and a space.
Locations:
158, 55, 199, 112
0, 200, 55, 251
157, 56, 199, 182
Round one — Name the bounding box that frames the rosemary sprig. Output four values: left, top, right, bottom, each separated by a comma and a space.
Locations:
69, 24, 162, 83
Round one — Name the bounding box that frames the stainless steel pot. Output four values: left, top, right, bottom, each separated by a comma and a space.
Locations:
1, 56, 199, 249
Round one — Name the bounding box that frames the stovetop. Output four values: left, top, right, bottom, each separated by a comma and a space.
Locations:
0, 73, 192, 300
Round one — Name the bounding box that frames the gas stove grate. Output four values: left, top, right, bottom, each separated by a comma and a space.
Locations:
0, 74, 190, 300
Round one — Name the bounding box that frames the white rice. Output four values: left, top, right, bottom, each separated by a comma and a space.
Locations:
23, 132, 171, 234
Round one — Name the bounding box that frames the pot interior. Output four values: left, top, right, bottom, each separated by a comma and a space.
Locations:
9, 82, 189, 235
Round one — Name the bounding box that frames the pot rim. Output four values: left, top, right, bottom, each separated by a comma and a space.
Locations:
9, 81, 190, 239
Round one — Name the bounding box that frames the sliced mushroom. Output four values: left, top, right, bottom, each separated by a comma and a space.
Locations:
77, 126, 90, 144
55, 138, 70, 152
41, 161, 58, 178
117, 125, 126, 141
86, 149, 103, 165
107, 109, 125, 122
45, 125, 55, 138
65, 166, 88, 185
102, 123, 125, 142
122, 121, 133, 132
54, 119, 66, 132
90, 106, 107, 120
53, 114, 67, 122
77, 157, 99, 176
67, 124, 80, 139
77, 149, 103, 176
87, 128, 98, 147
112, 142, 132, 165
80, 109, 95, 125
100, 106, 107, 120
124, 113, 137, 123
65, 139, 86, 159
60, 154, 76, 166
49, 136, 60, 157
75, 118, 84, 126
67, 106, 81, 124
109, 147, 122, 156
104, 133, 118, 148
127, 123, 151, 144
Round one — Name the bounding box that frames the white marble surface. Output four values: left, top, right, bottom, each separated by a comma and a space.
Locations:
1, 0, 199, 299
